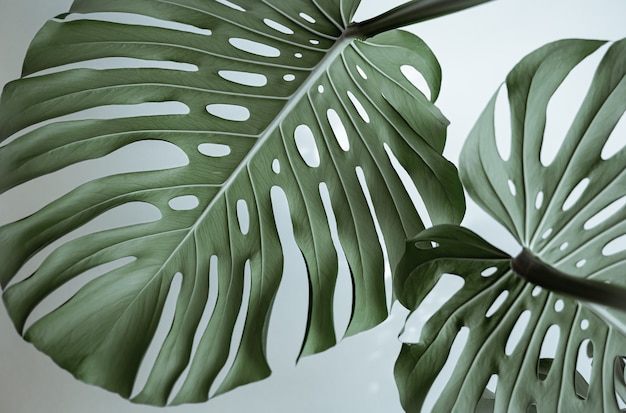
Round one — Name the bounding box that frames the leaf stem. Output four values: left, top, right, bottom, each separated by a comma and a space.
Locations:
511, 248, 626, 312
351, 0, 495, 38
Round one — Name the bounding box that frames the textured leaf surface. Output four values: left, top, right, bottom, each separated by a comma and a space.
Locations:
0, 0, 465, 405
395, 39, 626, 412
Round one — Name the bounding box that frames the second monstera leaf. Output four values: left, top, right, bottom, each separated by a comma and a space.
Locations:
395, 38, 626, 412
0, 0, 467, 406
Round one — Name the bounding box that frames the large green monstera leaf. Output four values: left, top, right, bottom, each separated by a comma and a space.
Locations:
0, 0, 472, 406
394, 38, 626, 412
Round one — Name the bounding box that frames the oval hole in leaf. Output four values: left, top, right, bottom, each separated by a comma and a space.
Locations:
299, 12, 316, 23
494, 85, 512, 161
584, 195, 626, 230
400, 65, 430, 100
229, 38, 280, 57
486, 290, 509, 318
537, 325, 560, 380
535, 191, 544, 209
560, 242, 569, 251
508, 179, 517, 197
215, 0, 246, 12
236, 199, 249, 235
601, 113, 626, 160
168, 195, 200, 211
505, 310, 531, 356
481, 267, 498, 277
198, 143, 231, 157
272, 159, 280, 174
563, 178, 590, 211
602, 234, 626, 256
294, 124, 320, 168
356, 65, 367, 80
422, 327, 469, 412
580, 319, 589, 330
283, 74, 295, 82
532, 286, 543, 297
327, 109, 349, 151
575, 339, 594, 399
132, 272, 182, 397
347, 91, 370, 123
206, 104, 250, 121
486, 374, 498, 393
218, 70, 267, 87
263, 18, 293, 34
309, 39, 320, 45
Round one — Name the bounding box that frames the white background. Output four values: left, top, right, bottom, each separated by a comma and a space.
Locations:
0, 0, 625, 412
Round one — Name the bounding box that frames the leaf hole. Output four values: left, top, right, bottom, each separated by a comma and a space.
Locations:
560, 242, 569, 251
347, 91, 370, 123
505, 310, 531, 356
486, 290, 509, 318
508, 179, 517, 197
532, 286, 543, 297
318, 85, 325, 93
62, 12, 212, 36
132, 272, 183, 398
422, 327, 469, 412
603, 234, 626, 256
299, 12, 316, 23
272, 159, 280, 174
580, 319, 589, 330
309, 39, 320, 45
542, 228, 553, 240
535, 191, 544, 210
584, 195, 626, 230
481, 267, 498, 278
554, 299, 565, 312
236, 199, 249, 235
229, 38, 280, 57
563, 178, 590, 211
168, 195, 200, 211
218, 70, 267, 87
575, 259, 587, 269
327, 109, 350, 151
537, 325, 561, 380
206, 104, 250, 121
383, 143, 432, 227
294, 124, 320, 168
263, 18, 294, 34
601, 113, 626, 160
198, 143, 231, 157
319, 183, 352, 339
575, 339, 593, 399
494, 85, 512, 161
294, 53, 303, 58
215, 0, 246, 12
356, 65, 368, 80
486, 374, 498, 393
168, 255, 219, 403
209, 259, 251, 397
400, 274, 464, 343
400, 65, 431, 100
283, 74, 295, 82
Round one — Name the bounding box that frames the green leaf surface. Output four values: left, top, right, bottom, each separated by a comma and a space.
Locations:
395, 38, 626, 412
0, 0, 465, 406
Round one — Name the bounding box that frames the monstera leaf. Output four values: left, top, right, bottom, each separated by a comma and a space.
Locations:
394, 38, 626, 412
0, 0, 481, 406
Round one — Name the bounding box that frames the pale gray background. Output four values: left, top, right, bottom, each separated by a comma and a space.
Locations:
1, 0, 625, 412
